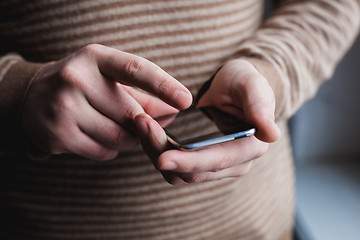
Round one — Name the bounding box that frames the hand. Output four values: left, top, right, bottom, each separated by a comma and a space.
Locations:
197, 59, 280, 142
135, 59, 280, 184
21, 44, 192, 160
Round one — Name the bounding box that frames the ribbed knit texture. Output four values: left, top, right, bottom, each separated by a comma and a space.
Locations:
0, 0, 359, 239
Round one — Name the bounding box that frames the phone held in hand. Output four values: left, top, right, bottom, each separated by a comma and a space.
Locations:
155, 107, 256, 150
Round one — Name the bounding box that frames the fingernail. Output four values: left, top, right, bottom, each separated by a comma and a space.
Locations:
174, 90, 192, 108
265, 115, 281, 141
161, 161, 177, 170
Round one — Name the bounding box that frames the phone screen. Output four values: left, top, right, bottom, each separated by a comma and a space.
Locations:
155, 107, 255, 150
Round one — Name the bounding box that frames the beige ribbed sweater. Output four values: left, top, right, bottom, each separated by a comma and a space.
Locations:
0, 0, 359, 239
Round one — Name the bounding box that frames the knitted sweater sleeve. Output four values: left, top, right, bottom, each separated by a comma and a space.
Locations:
237, 0, 360, 120
0, 54, 44, 153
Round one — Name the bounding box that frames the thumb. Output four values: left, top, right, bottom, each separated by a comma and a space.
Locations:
241, 78, 281, 143
134, 113, 170, 163
235, 62, 281, 143
247, 107, 281, 143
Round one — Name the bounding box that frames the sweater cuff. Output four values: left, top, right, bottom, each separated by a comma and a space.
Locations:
0, 60, 45, 153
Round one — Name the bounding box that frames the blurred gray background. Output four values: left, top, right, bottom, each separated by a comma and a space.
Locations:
290, 32, 360, 239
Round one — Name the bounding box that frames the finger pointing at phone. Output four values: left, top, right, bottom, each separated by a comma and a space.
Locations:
21, 44, 192, 160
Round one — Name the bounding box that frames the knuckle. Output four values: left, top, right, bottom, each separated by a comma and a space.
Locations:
59, 63, 77, 81
58, 63, 84, 90
80, 44, 101, 56
156, 74, 171, 95
123, 58, 145, 79
232, 74, 256, 96
55, 95, 68, 113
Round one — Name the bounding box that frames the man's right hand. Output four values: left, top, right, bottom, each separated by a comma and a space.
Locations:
21, 44, 192, 160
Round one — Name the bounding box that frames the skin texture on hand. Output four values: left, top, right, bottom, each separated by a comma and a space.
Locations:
197, 59, 281, 143
21, 44, 192, 161
135, 59, 281, 185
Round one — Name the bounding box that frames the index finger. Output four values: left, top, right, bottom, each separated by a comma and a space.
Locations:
89, 44, 192, 110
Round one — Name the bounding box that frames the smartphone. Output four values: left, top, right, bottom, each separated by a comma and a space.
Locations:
155, 107, 256, 150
